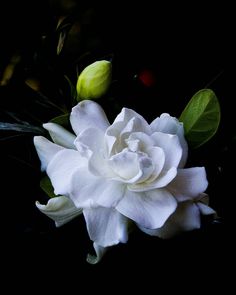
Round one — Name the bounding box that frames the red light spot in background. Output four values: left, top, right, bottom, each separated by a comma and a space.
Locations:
138, 69, 156, 87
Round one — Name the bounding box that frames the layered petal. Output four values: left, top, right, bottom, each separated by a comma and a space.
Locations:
36, 196, 82, 227
126, 132, 154, 153
88, 153, 115, 178
120, 116, 151, 141
168, 167, 208, 201
116, 188, 177, 229
150, 113, 188, 167
109, 149, 153, 182
140, 201, 201, 238
151, 132, 182, 170
129, 167, 177, 191
150, 113, 184, 137
74, 127, 114, 178
47, 149, 87, 196
69, 170, 125, 208
70, 100, 110, 135
43, 123, 76, 149
74, 127, 105, 158
34, 136, 64, 171
113, 107, 150, 133
83, 207, 128, 247
145, 146, 165, 182
105, 108, 151, 156
197, 203, 216, 216
87, 243, 107, 264
196, 194, 216, 215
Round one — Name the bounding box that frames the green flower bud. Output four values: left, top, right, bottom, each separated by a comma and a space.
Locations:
76, 60, 112, 100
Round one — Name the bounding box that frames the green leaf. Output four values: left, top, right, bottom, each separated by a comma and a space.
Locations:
40, 175, 57, 198
179, 89, 221, 149
50, 113, 70, 129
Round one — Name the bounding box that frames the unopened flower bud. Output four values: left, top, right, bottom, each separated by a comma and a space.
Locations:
76, 60, 112, 100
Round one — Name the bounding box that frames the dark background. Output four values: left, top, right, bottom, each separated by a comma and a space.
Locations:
0, 0, 235, 288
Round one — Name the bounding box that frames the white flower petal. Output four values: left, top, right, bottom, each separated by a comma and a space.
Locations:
197, 203, 216, 215
105, 108, 151, 156
70, 100, 110, 135
109, 150, 141, 180
150, 113, 188, 167
145, 146, 165, 182
120, 116, 150, 141
129, 167, 177, 191
126, 132, 154, 153
70, 170, 125, 208
140, 201, 201, 238
34, 136, 64, 171
151, 132, 182, 169
83, 207, 128, 247
74, 127, 105, 158
43, 123, 76, 149
109, 150, 154, 184
150, 113, 183, 136
168, 167, 208, 201
47, 149, 87, 196
135, 152, 155, 183
86, 131, 124, 177
104, 125, 118, 155
114, 108, 150, 132
87, 243, 107, 264
116, 188, 177, 229
88, 152, 115, 178
36, 196, 82, 227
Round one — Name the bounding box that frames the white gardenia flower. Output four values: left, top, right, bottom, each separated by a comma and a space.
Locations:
34, 100, 214, 263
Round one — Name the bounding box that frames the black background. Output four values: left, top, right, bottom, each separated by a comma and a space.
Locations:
0, 0, 235, 289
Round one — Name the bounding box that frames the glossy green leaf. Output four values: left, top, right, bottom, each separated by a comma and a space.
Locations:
40, 175, 56, 198
179, 89, 221, 148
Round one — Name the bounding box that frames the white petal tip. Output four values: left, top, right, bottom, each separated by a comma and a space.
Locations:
33, 135, 44, 146
86, 254, 100, 265
42, 122, 55, 130
35, 200, 42, 208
